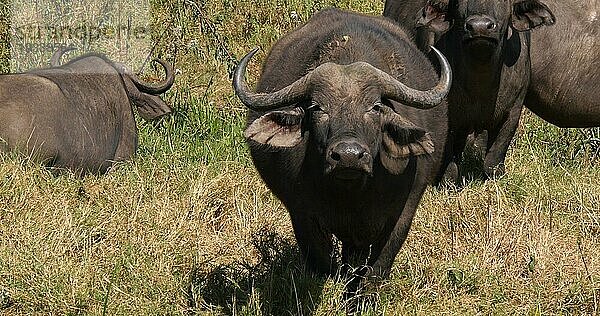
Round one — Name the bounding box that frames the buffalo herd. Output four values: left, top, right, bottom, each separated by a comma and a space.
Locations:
234, 0, 598, 299
1, 0, 597, 304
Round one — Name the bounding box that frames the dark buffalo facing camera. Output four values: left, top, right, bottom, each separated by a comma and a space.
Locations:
387, 0, 600, 130
385, 0, 554, 181
0, 48, 175, 175
233, 8, 451, 294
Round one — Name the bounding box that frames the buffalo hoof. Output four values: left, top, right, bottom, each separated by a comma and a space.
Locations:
439, 161, 460, 187
344, 291, 378, 315
340, 264, 386, 313
484, 161, 505, 179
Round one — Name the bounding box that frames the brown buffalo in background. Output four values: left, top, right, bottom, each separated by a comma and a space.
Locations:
0, 49, 175, 174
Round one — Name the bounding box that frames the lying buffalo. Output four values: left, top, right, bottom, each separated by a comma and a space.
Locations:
384, 0, 554, 181
526, 0, 600, 127
0, 49, 174, 174
233, 8, 451, 293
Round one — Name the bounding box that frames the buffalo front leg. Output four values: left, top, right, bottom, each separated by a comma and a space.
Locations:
289, 212, 337, 275
340, 243, 381, 312
111, 115, 138, 173
340, 243, 378, 296
484, 103, 523, 179
450, 129, 470, 184
367, 189, 423, 282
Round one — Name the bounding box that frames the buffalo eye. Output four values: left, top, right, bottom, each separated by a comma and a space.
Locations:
307, 101, 330, 122
368, 101, 384, 113
307, 100, 325, 112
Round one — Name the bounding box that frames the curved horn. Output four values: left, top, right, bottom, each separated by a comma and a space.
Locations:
125, 59, 175, 95
378, 46, 452, 109
50, 46, 76, 67
233, 48, 312, 111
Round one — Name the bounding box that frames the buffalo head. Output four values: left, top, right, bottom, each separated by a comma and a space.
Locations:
234, 48, 451, 188
417, 0, 555, 61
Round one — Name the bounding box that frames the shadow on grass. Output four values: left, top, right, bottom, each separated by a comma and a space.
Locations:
186, 228, 327, 315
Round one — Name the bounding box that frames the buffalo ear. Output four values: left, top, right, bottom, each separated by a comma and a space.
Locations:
122, 75, 172, 120
245, 108, 304, 147
380, 109, 435, 175
416, 0, 451, 33
512, 0, 555, 31
134, 93, 172, 120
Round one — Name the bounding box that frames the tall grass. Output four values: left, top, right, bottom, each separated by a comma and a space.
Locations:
0, 0, 599, 315
0, 1, 9, 73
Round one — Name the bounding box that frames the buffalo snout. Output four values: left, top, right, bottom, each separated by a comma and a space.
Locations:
326, 140, 373, 179
464, 15, 498, 37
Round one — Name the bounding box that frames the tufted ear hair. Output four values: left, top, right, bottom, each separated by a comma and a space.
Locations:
122, 75, 172, 120
416, 0, 451, 33
133, 93, 172, 120
380, 107, 435, 175
245, 108, 305, 147
512, 0, 555, 31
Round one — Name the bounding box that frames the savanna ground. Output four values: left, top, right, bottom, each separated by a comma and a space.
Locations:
0, 0, 599, 315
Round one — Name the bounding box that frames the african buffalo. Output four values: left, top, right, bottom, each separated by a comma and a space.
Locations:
384, 0, 554, 181
233, 8, 451, 293
0, 50, 174, 174
526, 0, 600, 127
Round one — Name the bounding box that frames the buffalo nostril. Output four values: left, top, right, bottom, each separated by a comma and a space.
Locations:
465, 16, 497, 34
331, 151, 341, 161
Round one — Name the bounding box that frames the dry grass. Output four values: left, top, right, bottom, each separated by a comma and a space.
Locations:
1, 0, 600, 315
0, 158, 294, 314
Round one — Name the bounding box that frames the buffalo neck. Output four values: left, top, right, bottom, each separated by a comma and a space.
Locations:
444, 34, 504, 99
